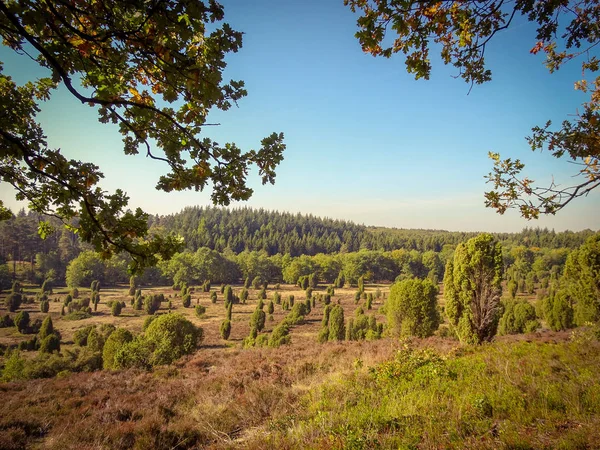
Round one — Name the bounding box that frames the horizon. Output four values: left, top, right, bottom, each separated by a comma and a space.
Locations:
1, 0, 599, 233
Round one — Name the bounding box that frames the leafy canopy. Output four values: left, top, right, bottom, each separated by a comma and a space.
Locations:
346, 0, 599, 218
0, 1, 285, 272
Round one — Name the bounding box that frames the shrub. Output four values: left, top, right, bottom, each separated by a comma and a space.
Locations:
498, 300, 540, 335
111, 301, 122, 317
87, 327, 104, 352
240, 288, 248, 303
116, 314, 202, 369
195, 304, 206, 318
324, 293, 331, 305
220, 320, 231, 340
267, 300, 274, 315
102, 328, 134, 370
269, 322, 291, 347
0, 313, 14, 328
39, 334, 60, 353
64, 294, 73, 306
14, 311, 29, 333
273, 291, 281, 304
285, 302, 308, 326
308, 273, 318, 289
508, 280, 518, 299
211, 291, 218, 303
5, 293, 22, 312
305, 287, 313, 300
387, 278, 440, 338
366, 293, 373, 309
134, 296, 143, 310
250, 307, 266, 332
543, 289, 574, 331
224, 285, 233, 305
257, 288, 267, 300
74, 325, 95, 346
38, 316, 54, 340
328, 305, 345, 341
244, 277, 250, 288
354, 291, 361, 303
182, 293, 191, 308
144, 314, 202, 365
71, 287, 79, 299
358, 275, 365, 293
39, 300, 49, 313
304, 298, 311, 314
226, 302, 232, 321
335, 271, 345, 288
288, 294, 295, 306
144, 295, 161, 315
252, 276, 262, 289
317, 326, 329, 343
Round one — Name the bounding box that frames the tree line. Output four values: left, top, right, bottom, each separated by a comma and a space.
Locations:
0, 207, 596, 289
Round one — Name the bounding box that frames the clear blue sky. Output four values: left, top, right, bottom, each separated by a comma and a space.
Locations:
1, 0, 598, 232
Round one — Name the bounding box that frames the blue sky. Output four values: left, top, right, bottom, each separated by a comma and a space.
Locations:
1, 0, 598, 232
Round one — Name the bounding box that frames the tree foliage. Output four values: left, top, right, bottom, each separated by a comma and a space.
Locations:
346, 0, 600, 217
444, 234, 503, 344
387, 278, 440, 338
0, 0, 285, 271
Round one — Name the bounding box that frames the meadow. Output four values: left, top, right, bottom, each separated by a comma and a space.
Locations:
1, 281, 599, 449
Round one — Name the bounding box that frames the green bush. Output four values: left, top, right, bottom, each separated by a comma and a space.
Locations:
257, 288, 267, 300
285, 302, 308, 326
269, 322, 291, 347
14, 311, 29, 333
542, 289, 574, 331
250, 307, 266, 332
498, 300, 540, 335
211, 291, 218, 303
273, 291, 281, 304
0, 313, 14, 328
252, 276, 262, 289
38, 316, 54, 340
71, 287, 79, 299
366, 293, 373, 310
64, 294, 73, 306
267, 300, 274, 315
358, 275, 365, 293
102, 328, 134, 370
288, 294, 295, 306
144, 294, 161, 315
182, 293, 191, 308
39, 334, 60, 353
74, 325, 95, 346
328, 305, 345, 341
87, 327, 104, 352
111, 300, 122, 317
387, 278, 440, 338
5, 293, 22, 312
39, 300, 49, 313
220, 320, 231, 340
195, 304, 206, 318
115, 314, 202, 369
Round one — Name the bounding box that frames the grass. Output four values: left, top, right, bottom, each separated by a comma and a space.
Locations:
0, 282, 598, 449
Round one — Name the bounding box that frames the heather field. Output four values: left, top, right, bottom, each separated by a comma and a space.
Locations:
1, 282, 599, 449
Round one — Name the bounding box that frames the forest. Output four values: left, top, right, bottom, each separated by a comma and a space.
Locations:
0, 206, 594, 290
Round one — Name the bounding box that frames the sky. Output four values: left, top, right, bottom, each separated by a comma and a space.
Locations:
1, 0, 598, 233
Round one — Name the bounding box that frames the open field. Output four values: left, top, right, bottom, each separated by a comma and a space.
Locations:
1, 282, 599, 449
0, 283, 391, 350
